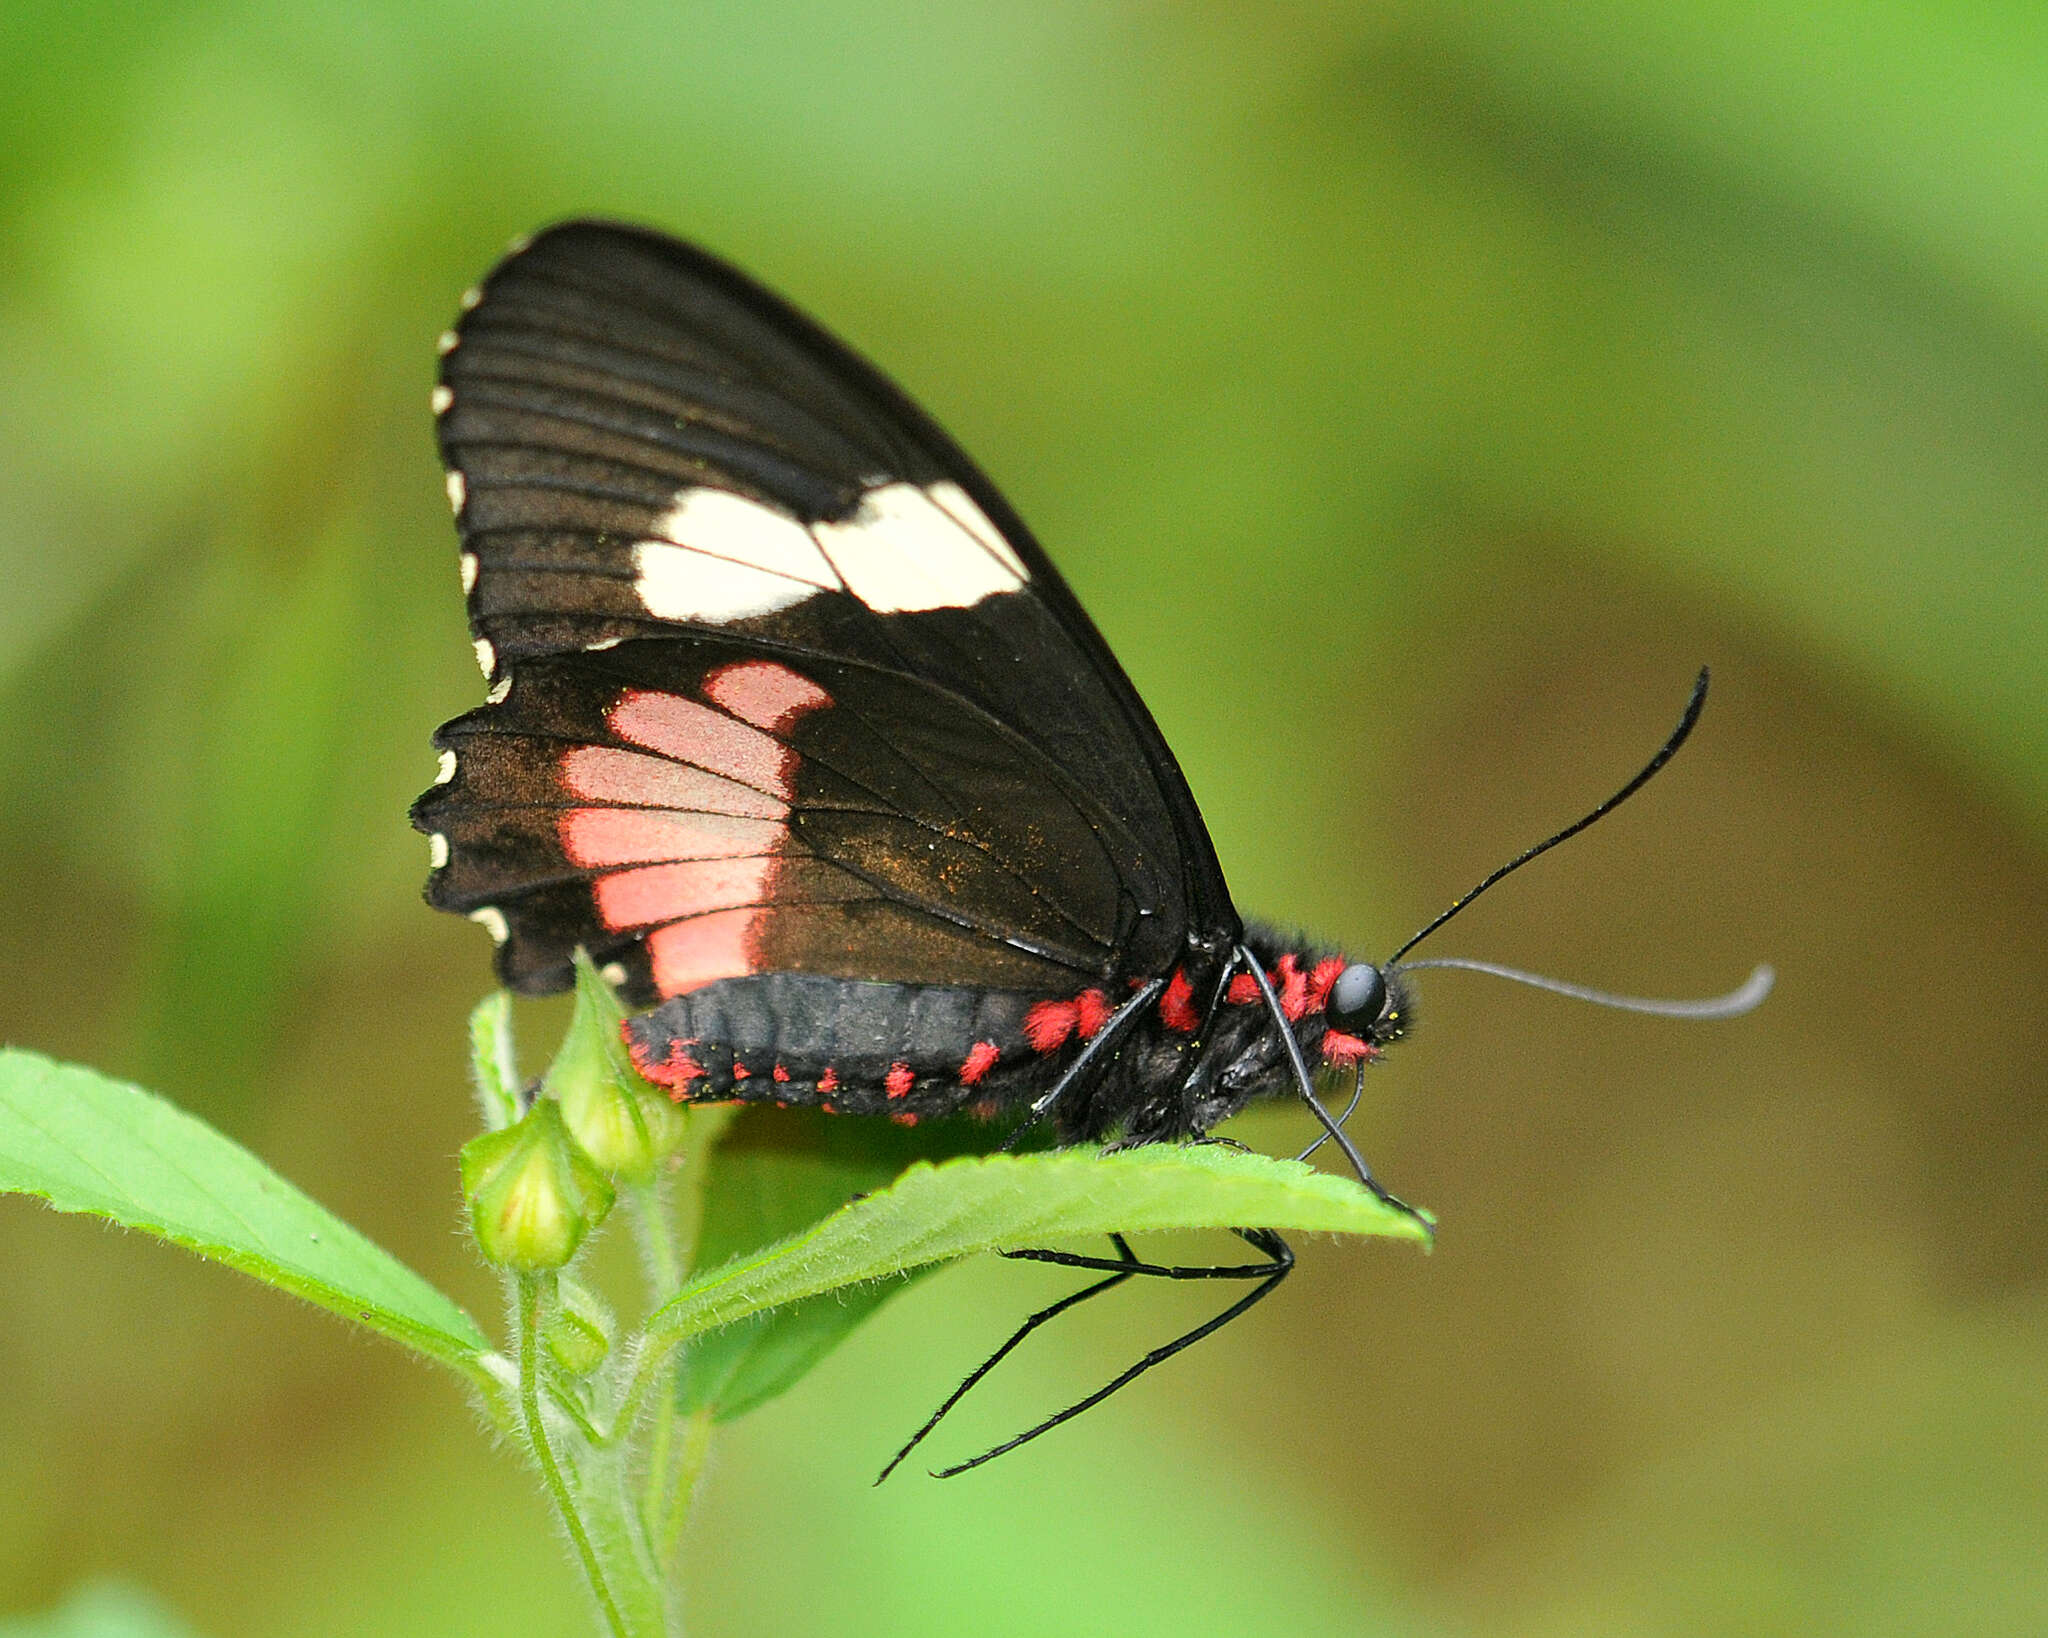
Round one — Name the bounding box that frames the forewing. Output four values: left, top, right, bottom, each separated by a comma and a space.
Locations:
420, 221, 1233, 997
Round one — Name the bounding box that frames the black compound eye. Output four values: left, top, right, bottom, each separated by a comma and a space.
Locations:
1326, 962, 1388, 1035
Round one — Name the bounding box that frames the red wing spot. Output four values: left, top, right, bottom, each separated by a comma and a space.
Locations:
731, 1061, 750, 1080
1307, 959, 1346, 1013
1074, 989, 1110, 1040
561, 745, 785, 819
1226, 973, 1259, 1005
594, 857, 773, 931
969, 1098, 1000, 1121
884, 1062, 914, 1098
608, 690, 795, 798
772, 1063, 791, 1082
959, 1040, 1001, 1085
647, 911, 763, 997
820, 1101, 837, 1114
1024, 999, 1078, 1053
1159, 969, 1199, 1033
1320, 1030, 1378, 1067
701, 660, 833, 731
890, 1112, 920, 1128
818, 1066, 840, 1094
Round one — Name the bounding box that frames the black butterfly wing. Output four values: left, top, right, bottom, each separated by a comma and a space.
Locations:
413, 221, 1238, 1004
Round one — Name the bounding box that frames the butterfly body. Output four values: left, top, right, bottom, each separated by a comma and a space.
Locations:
614, 926, 1402, 1141
413, 220, 1408, 1158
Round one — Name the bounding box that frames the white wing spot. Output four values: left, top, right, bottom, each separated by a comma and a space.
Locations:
601, 961, 628, 986
431, 384, 453, 415
473, 637, 495, 677
586, 635, 623, 651
459, 552, 478, 594
927, 481, 1029, 579
486, 675, 511, 704
470, 906, 510, 944
632, 542, 814, 624
435, 749, 457, 785
445, 471, 466, 513
458, 286, 482, 311
650, 489, 836, 583
427, 832, 450, 868
436, 330, 459, 356
812, 481, 1026, 613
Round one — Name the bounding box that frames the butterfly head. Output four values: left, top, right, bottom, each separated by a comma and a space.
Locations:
1326, 962, 1406, 1042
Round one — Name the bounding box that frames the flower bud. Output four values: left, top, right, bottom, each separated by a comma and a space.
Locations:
460, 1097, 614, 1270
547, 950, 687, 1183
544, 1277, 614, 1376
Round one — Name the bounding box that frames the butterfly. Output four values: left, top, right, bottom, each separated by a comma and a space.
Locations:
411, 221, 1762, 1474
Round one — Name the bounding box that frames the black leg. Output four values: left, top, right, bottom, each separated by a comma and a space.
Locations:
997, 977, 1167, 1153
873, 1233, 1144, 1484
1296, 1062, 1365, 1163
1238, 946, 1429, 1233
900, 1228, 1295, 1481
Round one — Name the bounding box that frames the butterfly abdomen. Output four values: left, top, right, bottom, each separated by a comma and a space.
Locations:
623, 973, 1057, 1121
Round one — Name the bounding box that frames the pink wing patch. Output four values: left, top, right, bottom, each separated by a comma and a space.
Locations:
561, 661, 835, 997
609, 689, 797, 796
702, 660, 833, 730
593, 856, 776, 929
561, 808, 780, 868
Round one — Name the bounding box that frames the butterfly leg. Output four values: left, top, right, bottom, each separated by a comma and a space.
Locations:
997, 976, 1167, 1152
874, 1233, 1145, 1483
879, 1228, 1294, 1481
1237, 945, 1429, 1232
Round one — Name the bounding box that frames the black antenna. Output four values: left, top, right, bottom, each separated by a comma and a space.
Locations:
1385, 666, 1711, 968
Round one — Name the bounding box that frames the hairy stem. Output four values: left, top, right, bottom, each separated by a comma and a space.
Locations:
520, 1275, 631, 1638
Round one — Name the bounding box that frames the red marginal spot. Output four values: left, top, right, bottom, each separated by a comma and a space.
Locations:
884, 1062, 914, 1099
731, 1061, 750, 1081
1307, 958, 1346, 1013
969, 1097, 1000, 1121
1024, 999, 1079, 1053
818, 1066, 840, 1094
1074, 988, 1111, 1040
1275, 954, 1309, 1021
958, 1040, 1001, 1085
1226, 972, 1259, 1005
820, 1101, 837, 1114
890, 1112, 920, 1128
1159, 969, 1199, 1032
1320, 1029, 1378, 1067
772, 1063, 791, 1082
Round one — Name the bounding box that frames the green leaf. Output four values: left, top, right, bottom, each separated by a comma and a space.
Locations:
0, 1048, 493, 1384
676, 1108, 998, 1421
0, 1580, 207, 1638
648, 1141, 1429, 1406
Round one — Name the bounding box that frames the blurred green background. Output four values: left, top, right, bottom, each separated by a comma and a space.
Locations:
3, 2, 2045, 1633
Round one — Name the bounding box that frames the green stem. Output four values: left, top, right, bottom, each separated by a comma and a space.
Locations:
520, 1275, 631, 1638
